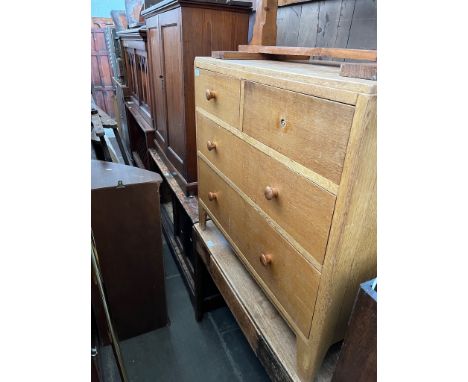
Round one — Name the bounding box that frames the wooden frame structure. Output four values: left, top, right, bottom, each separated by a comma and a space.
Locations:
214, 0, 377, 80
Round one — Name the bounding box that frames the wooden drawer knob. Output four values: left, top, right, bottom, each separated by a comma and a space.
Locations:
205, 89, 216, 101
264, 186, 279, 200
260, 253, 272, 267
208, 192, 218, 201
207, 140, 217, 151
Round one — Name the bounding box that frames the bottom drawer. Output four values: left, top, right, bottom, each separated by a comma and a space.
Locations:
198, 157, 321, 337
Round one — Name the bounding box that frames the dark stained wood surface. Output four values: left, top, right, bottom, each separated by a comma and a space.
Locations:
332, 279, 376, 382
91, 160, 168, 342
144, 1, 250, 194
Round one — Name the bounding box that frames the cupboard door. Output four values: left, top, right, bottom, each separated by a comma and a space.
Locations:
159, 9, 186, 175
148, 19, 168, 147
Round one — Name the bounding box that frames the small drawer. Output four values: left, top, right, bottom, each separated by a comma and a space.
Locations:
242, 81, 355, 184
197, 113, 335, 265
198, 159, 321, 337
195, 68, 241, 129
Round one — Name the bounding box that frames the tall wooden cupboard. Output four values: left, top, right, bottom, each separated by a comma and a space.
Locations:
142, 0, 251, 195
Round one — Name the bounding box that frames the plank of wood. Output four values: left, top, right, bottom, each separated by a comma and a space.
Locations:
212, 50, 310, 61
340, 63, 377, 81
346, 0, 377, 50
238, 45, 377, 61
276, 5, 302, 46
148, 148, 199, 223
132, 151, 145, 169
250, 0, 278, 46
212, 51, 266, 60
91, 113, 105, 137
297, 3, 319, 47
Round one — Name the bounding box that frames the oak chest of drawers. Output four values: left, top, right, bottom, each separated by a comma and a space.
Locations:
195, 57, 377, 381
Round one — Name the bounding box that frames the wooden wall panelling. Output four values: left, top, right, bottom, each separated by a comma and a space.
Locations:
346, 0, 377, 49
248, 0, 376, 51
276, 5, 302, 46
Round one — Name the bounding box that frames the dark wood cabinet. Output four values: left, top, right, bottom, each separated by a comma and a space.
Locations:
119, 27, 155, 168
91, 160, 168, 342
143, 0, 251, 195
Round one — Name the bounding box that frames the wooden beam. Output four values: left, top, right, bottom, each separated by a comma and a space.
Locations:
238, 45, 377, 62
250, 0, 278, 46
211, 51, 267, 60
340, 63, 377, 81
212, 50, 310, 61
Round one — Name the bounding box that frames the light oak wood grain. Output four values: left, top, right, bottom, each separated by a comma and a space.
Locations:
297, 94, 377, 381
194, 68, 242, 129
197, 112, 336, 266
195, 58, 376, 381
243, 81, 355, 184
197, 107, 339, 195
198, 159, 321, 338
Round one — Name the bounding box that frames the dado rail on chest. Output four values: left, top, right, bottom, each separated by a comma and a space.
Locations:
195, 57, 376, 381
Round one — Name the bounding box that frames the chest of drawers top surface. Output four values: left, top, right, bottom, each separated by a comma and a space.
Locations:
195, 57, 377, 103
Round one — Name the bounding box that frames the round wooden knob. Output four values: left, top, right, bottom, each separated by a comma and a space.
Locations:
208, 192, 217, 201
260, 253, 272, 267
207, 140, 217, 151
264, 186, 279, 200
205, 89, 216, 101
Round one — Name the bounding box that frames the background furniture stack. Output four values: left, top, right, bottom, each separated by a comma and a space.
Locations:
118, 26, 154, 169
194, 56, 376, 381
133, 0, 252, 315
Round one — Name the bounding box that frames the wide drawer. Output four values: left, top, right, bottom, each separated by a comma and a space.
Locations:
195, 68, 241, 129
242, 81, 355, 185
198, 158, 321, 337
197, 112, 335, 265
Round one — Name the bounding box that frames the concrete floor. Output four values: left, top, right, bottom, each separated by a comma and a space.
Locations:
101, 238, 270, 381
100, 238, 341, 381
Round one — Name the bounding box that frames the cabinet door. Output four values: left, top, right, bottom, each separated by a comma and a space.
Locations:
148, 18, 168, 147
159, 9, 186, 175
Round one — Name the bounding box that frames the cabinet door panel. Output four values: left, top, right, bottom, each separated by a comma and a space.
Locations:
148, 22, 168, 146
160, 10, 185, 174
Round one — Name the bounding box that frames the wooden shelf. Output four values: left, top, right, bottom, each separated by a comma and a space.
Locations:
148, 148, 198, 223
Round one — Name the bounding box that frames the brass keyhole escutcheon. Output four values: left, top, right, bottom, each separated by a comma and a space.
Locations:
280, 118, 287, 129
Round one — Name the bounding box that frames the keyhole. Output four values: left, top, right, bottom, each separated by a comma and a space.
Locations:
280, 118, 287, 129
